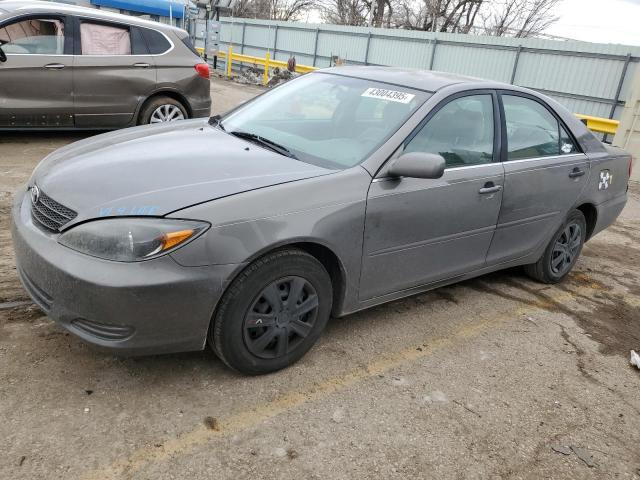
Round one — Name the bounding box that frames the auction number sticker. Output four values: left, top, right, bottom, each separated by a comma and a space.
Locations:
361, 88, 415, 104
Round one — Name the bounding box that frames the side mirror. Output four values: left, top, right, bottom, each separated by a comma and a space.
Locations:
387, 152, 445, 179
0, 46, 6, 63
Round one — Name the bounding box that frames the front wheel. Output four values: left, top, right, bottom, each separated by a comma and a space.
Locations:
524, 209, 587, 284
209, 249, 333, 375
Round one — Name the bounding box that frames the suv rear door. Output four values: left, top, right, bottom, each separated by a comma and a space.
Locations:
71, 16, 156, 128
485, 91, 589, 264
0, 14, 74, 128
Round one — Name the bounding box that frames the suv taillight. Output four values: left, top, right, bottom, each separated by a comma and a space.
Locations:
195, 63, 209, 79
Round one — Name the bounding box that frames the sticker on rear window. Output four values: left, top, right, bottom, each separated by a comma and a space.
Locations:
361, 88, 415, 104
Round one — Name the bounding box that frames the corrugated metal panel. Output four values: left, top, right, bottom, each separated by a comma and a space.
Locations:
433, 44, 515, 83
316, 30, 369, 61
515, 52, 624, 99
217, 18, 640, 119
276, 27, 316, 55
367, 37, 432, 68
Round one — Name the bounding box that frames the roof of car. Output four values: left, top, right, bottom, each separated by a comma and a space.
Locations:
0, 0, 182, 32
321, 65, 506, 93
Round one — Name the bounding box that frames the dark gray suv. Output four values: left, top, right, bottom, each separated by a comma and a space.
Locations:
0, 0, 211, 129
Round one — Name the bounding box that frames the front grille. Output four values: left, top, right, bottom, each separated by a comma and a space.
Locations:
31, 189, 77, 232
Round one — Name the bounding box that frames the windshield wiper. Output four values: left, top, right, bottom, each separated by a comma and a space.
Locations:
228, 130, 298, 159
208, 115, 225, 131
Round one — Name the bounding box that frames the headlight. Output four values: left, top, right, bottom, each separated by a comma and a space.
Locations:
58, 218, 209, 262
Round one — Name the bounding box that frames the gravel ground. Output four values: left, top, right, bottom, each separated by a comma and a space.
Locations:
1, 77, 639, 480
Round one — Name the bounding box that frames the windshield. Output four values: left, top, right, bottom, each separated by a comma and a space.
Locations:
219, 73, 430, 169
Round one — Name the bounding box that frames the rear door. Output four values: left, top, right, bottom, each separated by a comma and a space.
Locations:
360, 91, 504, 300
485, 91, 589, 264
72, 16, 156, 128
0, 14, 73, 128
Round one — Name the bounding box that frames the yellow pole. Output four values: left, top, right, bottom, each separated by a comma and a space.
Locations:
226, 46, 233, 78
263, 52, 270, 86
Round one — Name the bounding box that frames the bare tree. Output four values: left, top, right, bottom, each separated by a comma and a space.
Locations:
481, 0, 560, 37
320, 0, 371, 25
391, 0, 484, 32
232, 0, 316, 20
389, 0, 559, 36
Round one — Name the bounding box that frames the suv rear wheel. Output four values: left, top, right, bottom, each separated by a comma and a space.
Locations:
139, 96, 188, 125
209, 249, 333, 375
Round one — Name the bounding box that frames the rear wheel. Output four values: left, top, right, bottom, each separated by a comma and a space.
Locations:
209, 249, 332, 375
138, 96, 188, 125
524, 209, 586, 284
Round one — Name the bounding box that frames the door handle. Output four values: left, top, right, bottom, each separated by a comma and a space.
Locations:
133, 62, 150, 68
43, 63, 65, 69
568, 168, 585, 178
479, 182, 502, 194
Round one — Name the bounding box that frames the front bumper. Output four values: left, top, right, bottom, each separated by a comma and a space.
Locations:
11, 191, 241, 355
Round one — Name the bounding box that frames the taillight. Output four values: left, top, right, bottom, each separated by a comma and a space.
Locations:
195, 63, 209, 79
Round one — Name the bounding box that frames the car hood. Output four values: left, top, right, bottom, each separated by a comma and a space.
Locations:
31, 120, 334, 228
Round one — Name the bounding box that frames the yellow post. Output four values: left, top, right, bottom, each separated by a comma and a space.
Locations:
226, 46, 233, 78
263, 52, 270, 86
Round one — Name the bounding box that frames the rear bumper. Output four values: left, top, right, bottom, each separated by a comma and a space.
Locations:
591, 192, 627, 239
11, 190, 240, 355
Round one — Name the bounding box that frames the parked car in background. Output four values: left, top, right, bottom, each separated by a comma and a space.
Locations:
0, 0, 211, 129
12, 67, 632, 374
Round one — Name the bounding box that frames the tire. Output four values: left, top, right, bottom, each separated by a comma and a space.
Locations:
138, 96, 188, 125
209, 248, 333, 375
524, 209, 587, 284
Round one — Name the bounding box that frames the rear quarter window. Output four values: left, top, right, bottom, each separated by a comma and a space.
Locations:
178, 32, 199, 57
140, 28, 171, 54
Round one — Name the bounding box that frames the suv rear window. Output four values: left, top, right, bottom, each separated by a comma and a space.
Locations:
179, 33, 199, 57
140, 28, 170, 54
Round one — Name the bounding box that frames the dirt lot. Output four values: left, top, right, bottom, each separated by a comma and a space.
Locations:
1, 77, 640, 480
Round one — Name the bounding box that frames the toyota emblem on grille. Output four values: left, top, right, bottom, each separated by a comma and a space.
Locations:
30, 185, 40, 205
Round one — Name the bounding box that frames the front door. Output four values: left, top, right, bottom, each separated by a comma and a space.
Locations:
360, 92, 504, 300
0, 15, 73, 128
485, 92, 589, 264
72, 17, 156, 128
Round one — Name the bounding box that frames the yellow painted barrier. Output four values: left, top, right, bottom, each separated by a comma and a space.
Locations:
575, 114, 619, 135
226, 46, 233, 78
217, 49, 318, 83
263, 52, 270, 86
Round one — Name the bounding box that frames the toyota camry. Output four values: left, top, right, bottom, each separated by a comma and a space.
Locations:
11, 66, 631, 374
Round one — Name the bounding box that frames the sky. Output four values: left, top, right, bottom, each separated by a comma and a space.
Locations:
546, 0, 640, 46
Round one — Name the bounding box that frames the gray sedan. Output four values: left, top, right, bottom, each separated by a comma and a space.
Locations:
11, 67, 631, 374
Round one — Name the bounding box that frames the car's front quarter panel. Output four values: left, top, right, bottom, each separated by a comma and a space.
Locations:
11, 189, 237, 354
168, 167, 372, 315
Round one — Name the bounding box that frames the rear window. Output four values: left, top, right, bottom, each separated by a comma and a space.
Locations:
179, 33, 199, 57
141, 28, 170, 55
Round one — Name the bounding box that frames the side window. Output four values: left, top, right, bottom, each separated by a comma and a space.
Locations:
560, 124, 578, 155
80, 21, 131, 55
405, 94, 495, 168
502, 95, 560, 160
0, 18, 65, 54
130, 27, 149, 55
140, 28, 171, 55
